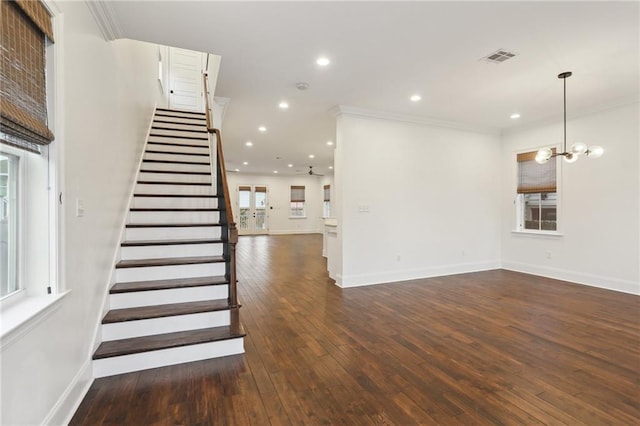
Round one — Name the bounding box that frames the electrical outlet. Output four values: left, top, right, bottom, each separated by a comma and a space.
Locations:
76, 198, 85, 217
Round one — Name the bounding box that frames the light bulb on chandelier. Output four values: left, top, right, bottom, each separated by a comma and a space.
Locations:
535, 72, 604, 164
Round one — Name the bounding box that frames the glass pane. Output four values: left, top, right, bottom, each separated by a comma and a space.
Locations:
523, 193, 556, 231
255, 191, 266, 210
238, 189, 250, 208
1, 153, 18, 298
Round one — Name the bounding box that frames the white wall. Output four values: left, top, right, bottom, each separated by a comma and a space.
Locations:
0, 1, 161, 424
333, 112, 502, 287
501, 103, 640, 294
226, 173, 333, 235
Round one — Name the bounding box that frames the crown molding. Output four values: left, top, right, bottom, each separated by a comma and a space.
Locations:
85, 0, 123, 41
330, 105, 500, 136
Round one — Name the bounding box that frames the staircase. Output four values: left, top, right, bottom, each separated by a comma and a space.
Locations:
93, 108, 245, 378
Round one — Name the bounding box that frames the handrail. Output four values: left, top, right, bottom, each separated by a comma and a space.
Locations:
203, 71, 239, 308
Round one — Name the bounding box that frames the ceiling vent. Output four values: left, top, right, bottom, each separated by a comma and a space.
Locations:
481, 49, 517, 64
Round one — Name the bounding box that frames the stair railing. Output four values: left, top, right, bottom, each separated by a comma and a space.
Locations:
203, 71, 239, 308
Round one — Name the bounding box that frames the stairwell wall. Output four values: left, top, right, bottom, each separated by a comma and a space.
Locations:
0, 2, 161, 425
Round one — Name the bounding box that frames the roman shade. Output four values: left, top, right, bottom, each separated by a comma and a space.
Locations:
1, 0, 55, 154
323, 185, 330, 202
517, 149, 557, 194
290, 186, 305, 202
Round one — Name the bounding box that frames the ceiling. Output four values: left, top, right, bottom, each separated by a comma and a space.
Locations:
108, 1, 640, 176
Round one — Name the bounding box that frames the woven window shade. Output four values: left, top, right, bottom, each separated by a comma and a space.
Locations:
255, 186, 267, 193
290, 186, 305, 202
1, 0, 55, 153
517, 149, 557, 194
238, 186, 251, 191
323, 185, 330, 202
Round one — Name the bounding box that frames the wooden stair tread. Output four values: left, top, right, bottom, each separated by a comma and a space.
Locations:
133, 193, 219, 198
139, 169, 210, 175
142, 159, 210, 165
115, 255, 225, 269
121, 238, 223, 247
93, 323, 245, 359
145, 149, 209, 157
149, 133, 208, 140
151, 126, 207, 133
147, 141, 209, 149
126, 223, 221, 228
110, 276, 228, 294
102, 299, 232, 324
129, 208, 220, 212
137, 181, 212, 185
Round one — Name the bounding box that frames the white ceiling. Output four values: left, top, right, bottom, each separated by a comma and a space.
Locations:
109, 1, 640, 175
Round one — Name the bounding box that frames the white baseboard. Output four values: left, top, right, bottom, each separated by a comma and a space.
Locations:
337, 260, 501, 288
501, 260, 640, 295
43, 359, 93, 426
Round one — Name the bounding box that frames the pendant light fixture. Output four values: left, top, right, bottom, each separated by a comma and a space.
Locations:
535, 72, 603, 164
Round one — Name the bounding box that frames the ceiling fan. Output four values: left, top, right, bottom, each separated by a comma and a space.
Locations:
297, 166, 324, 176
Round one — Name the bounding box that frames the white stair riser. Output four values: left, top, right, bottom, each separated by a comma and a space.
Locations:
93, 338, 244, 378
150, 129, 209, 139
128, 210, 219, 224
135, 184, 214, 195
153, 122, 207, 133
116, 262, 225, 283
138, 172, 211, 184
120, 243, 223, 260
125, 226, 222, 241
102, 310, 230, 341
141, 161, 210, 173
109, 285, 228, 310
144, 152, 210, 164
132, 197, 218, 209
155, 111, 206, 120
146, 144, 209, 155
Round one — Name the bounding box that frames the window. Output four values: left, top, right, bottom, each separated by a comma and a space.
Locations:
290, 185, 305, 217
516, 149, 557, 231
0, 0, 57, 303
323, 184, 331, 217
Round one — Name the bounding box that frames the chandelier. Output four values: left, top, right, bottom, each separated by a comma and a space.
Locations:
535, 72, 603, 164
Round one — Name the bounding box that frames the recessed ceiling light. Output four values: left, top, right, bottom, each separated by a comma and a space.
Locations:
234, 168, 240, 172
279, 102, 289, 109
258, 126, 267, 132
410, 94, 422, 102
329, 166, 334, 170
242, 161, 248, 165
326, 141, 334, 146
308, 154, 315, 159
510, 113, 521, 119
245, 141, 253, 147
287, 164, 293, 168
316, 57, 330, 66
273, 170, 278, 174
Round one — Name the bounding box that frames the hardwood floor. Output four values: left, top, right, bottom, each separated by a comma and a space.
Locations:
70, 234, 640, 425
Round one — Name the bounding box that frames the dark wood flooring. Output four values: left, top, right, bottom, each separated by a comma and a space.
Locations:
70, 234, 640, 425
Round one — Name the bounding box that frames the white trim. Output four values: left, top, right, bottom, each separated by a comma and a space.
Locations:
0, 291, 70, 349
213, 96, 231, 126
42, 359, 93, 426
330, 105, 500, 135
511, 230, 564, 238
501, 261, 640, 295
336, 261, 501, 288
85, 0, 123, 41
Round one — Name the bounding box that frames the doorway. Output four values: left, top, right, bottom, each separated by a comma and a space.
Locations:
167, 47, 206, 111
238, 185, 268, 235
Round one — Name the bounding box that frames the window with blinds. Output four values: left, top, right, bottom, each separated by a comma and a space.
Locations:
516, 149, 558, 231
290, 185, 305, 217
323, 184, 331, 217
1, 0, 55, 154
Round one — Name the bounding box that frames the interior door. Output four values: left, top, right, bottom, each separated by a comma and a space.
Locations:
168, 47, 205, 111
238, 185, 268, 235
